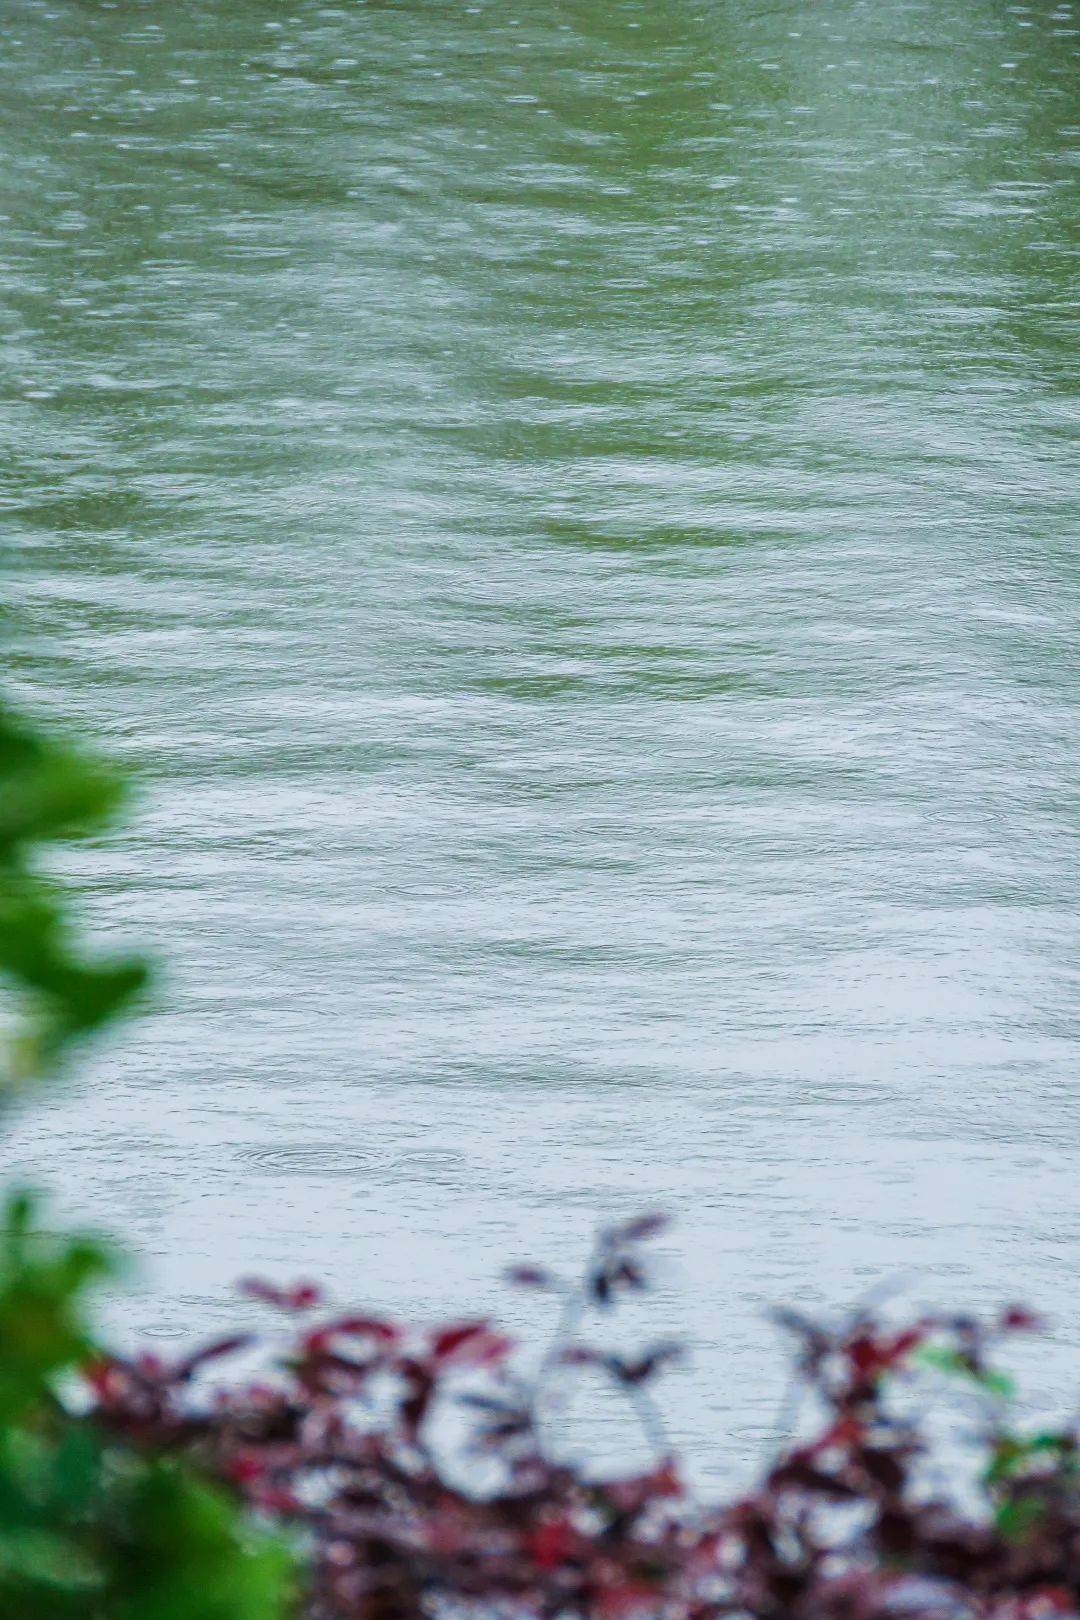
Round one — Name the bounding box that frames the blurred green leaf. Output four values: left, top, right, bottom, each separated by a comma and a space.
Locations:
0, 1192, 295, 1619
102, 1461, 297, 1620
0, 1527, 102, 1592
0, 712, 124, 851
0, 699, 151, 1087
994, 1493, 1047, 1544
0, 701, 295, 1618
913, 1342, 1015, 1400
0, 1189, 113, 1421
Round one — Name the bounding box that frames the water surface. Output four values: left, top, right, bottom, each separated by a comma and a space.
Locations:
2, 0, 1078, 1475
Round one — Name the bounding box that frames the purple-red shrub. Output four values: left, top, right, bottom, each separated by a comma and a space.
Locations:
85, 1217, 1078, 1620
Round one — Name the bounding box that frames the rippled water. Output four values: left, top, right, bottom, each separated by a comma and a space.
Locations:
3, 0, 1078, 1474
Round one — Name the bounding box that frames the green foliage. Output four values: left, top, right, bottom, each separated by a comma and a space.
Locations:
0, 697, 296, 1618
985, 1431, 1078, 1489
0, 701, 149, 1086
0, 1190, 112, 1424
913, 1340, 1016, 1400
0, 1443, 295, 1620
0, 1191, 294, 1620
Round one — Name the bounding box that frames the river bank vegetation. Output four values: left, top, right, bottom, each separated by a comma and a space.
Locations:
0, 696, 1076, 1618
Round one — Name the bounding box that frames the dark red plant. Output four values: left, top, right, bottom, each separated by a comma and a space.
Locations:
85, 1219, 1078, 1620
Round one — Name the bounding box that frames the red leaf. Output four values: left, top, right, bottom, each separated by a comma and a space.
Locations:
252, 1484, 302, 1516
505, 1264, 554, 1289
769, 1458, 859, 1500
595, 1578, 660, 1620
1000, 1306, 1043, 1333
176, 1335, 252, 1380
240, 1277, 323, 1312
399, 1359, 436, 1438
613, 1259, 646, 1290
302, 1315, 400, 1355
650, 1457, 684, 1498
432, 1321, 489, 1360
466, 1330, 514, 1367
82, 1356, 117, 1398
560, 1345, 604, 1368
804, 1415, 864, 1457
225, 1452, 267, 1485
605, 1457, 683, 1511
846, 1330, 919, 1380
430, 1322, 513, 1365
529, 1516, 579, 1570
889, 1327, 925, 1363
332, 1314, 400, 1342
288, 1283, 322, 1310
608, 1212, 668, 1245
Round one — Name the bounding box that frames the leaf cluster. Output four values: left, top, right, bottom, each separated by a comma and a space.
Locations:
0, 703, 148, 1085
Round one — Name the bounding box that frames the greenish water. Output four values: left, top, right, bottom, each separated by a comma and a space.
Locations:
3, 0, 1078, 1468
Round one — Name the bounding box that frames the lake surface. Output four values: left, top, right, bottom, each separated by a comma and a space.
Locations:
3, 0, 1078, 1477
